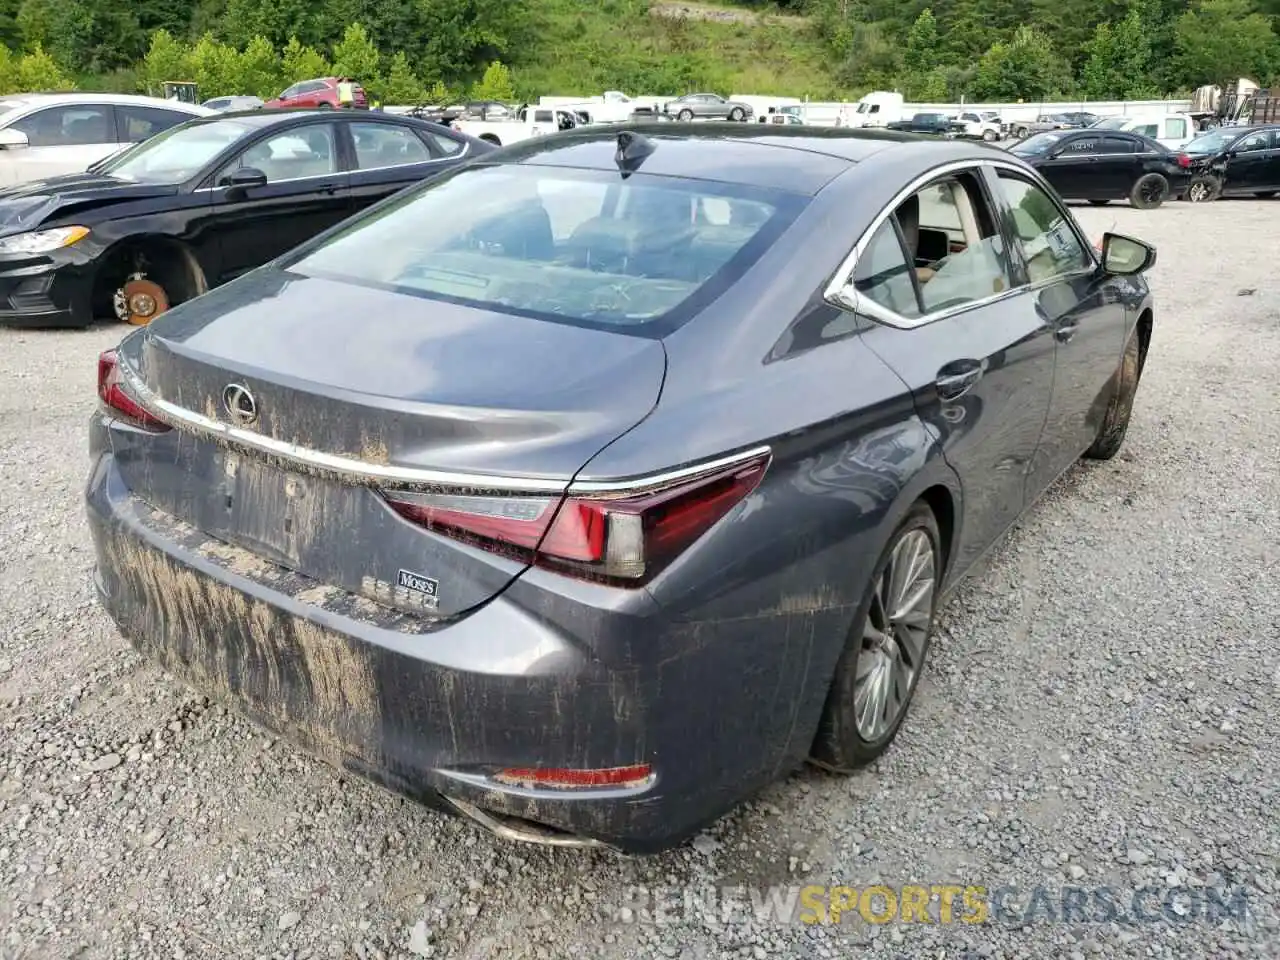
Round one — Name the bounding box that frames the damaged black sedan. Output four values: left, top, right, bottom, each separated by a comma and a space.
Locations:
0, 109, 487, 328
87, 125, 1157, 853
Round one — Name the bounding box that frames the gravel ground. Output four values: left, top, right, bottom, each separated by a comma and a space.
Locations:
2, 199, 1278, 960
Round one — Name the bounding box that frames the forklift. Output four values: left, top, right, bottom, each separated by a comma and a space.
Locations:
159, 81, 198, 104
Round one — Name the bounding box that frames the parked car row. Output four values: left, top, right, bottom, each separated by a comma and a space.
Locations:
1007, 120, 1280, 208
0, 108, 490, 327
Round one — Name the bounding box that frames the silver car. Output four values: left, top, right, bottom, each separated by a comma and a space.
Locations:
201, 95, 265, 112
663, 93, 753, 121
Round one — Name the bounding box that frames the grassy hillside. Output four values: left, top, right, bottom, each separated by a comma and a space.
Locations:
508, 0, 846, 99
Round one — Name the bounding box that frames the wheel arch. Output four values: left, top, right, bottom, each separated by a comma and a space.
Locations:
89, 233, 209, 321
1136, 307, 1153, 375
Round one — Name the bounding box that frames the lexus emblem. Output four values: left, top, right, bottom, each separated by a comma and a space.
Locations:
221, 383, 258, 426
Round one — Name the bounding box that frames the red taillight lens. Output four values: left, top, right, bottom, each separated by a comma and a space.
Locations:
382, 452, 770, 584
1176, 152, 1191, 168
493, 764, 653, 790
97, 350, 169, 431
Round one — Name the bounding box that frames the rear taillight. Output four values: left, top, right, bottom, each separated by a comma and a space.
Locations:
97, 350, 169, 431
382, 452, 770, 584
1176, 152, 1192, 168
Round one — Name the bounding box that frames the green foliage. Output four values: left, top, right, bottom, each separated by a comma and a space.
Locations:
139, 28, 187, 87
1082, 7, 1159, 99
1174, 0, 1277, 87
471, 60, 515, 101
5, 0, 1280, 104
0, 41, 75, 92
280, 35, 329, 85
330, 22, 378, 81
971, 26, 1073, 100
236, 34, 280, 97
371, 50, 424, 104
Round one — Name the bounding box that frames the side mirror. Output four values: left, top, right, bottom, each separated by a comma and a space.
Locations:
0, 127, 29, 150
219, 167, 268, 196
1100, 233, 1156, 276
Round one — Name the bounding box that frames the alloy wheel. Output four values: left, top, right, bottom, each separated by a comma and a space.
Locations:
1188, 180, 1212, 202
853, 529, 936, 741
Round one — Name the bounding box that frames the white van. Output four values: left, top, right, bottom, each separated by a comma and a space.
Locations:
1089, 113, 1197, 150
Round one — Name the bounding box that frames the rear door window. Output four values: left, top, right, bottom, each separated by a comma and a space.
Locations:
117, 105, 194, 142
349, 122, 433, 169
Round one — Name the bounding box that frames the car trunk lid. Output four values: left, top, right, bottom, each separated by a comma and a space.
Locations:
110, 271, 666, 618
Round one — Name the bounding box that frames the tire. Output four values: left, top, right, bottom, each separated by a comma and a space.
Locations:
1255, 191, 1277, 198
1129, 172, 1168, 209
1015, 126, 1029, 139
810, 502, 941, 772
1088, 199, 1110, 206
480, 134, 501, 146
317, 102, 333, 110
728, 107, 744, 121
981, 129, 997, 142
1084, 331, 1142, 461
677, 109, 694, 121
1185, 176, 1221, 203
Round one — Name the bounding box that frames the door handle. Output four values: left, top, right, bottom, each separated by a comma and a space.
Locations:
935, 360, 984, 401
1055, 319, 1080, 342
316, 183, 341, 194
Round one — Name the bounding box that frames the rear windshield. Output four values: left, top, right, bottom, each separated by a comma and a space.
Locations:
286, 164, 803, 335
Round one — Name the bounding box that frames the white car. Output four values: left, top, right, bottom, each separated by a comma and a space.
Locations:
0, 93, 213, 185
1089, 113, 1197, 150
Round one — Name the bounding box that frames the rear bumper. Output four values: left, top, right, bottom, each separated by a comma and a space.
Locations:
84, 438, 810, 852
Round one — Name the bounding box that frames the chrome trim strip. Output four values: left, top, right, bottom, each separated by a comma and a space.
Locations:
821, 156, 1100, 330
118, 360, 772, 496
443, 796, 608, 849
568, 445, 773, 496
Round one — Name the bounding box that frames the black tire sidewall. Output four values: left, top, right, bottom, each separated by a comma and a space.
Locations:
811, 502, 942, 771
1130, 173, 1168, 209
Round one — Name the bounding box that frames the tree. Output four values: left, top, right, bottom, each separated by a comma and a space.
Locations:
280, 35, 328, 84
372, 50, 423, 104
971, 26, 1073, 101
236, 35, 281, 98
11, 43, 75, 92
471, 59, 515, 101
330, 22, 379, 81
138, 29, 188, 93
1082, 7, 1160, 99
902, 8, 938, 79
1172, 0, 1277, 88
186, 33, 240, 98
900, 8, 943, 99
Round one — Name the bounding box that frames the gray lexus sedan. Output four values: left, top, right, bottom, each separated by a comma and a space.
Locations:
87, 124, 1156, 853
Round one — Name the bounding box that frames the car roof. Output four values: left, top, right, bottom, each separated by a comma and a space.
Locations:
180, 108, 476, 142
489, 123, 997, 196
0, 92, 211, 113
